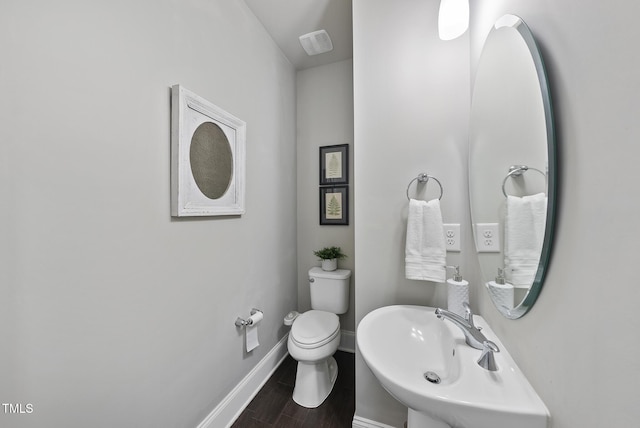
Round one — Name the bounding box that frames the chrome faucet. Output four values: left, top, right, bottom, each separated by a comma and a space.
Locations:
435, 302, 500, 371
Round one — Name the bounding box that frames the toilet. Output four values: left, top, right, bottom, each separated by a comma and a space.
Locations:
284, 267, 351, 408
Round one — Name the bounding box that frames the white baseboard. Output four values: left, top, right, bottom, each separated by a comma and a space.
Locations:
339, 329, 356, 353
196, 335, 289, 428
352, 415, 400, 428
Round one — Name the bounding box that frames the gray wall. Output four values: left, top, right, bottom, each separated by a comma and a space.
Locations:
296, 59, 355, 333
470, 1, 640, 427
0, 1, 297, 427
353, 0, 471, 425
353, 0, 640, 427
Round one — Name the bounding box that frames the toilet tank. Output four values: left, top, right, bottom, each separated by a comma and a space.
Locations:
308, 267, 351, 314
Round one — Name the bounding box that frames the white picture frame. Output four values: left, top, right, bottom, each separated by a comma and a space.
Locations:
171, 85, 246, 217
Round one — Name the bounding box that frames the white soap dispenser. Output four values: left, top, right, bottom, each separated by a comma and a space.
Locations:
486, 268, 514, 311
447, 265, 469, 317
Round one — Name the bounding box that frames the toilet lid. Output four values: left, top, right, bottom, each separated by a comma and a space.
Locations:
291, 310, 340, 348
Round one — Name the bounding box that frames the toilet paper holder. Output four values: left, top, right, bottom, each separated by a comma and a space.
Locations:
235, 308, 263, 327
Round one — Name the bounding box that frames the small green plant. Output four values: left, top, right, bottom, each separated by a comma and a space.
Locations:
313, 246, 347, 260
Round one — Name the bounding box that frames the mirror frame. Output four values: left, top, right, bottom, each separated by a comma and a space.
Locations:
470, 15, 557, 319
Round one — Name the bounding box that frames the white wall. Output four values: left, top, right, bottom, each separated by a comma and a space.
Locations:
470, 1, 640, 427
296, 59, 355, 333
0, 1, 297, 427
353, 0, 471, 425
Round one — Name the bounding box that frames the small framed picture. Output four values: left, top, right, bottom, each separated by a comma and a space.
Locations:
319, 144, 349, 185
319, 186, 349, 225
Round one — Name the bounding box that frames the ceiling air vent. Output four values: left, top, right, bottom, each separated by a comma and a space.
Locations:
299, 29, 334, 56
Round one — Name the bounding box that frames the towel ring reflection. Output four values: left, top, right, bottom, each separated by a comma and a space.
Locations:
501, 165, 546, 197
406, 173, 443, 201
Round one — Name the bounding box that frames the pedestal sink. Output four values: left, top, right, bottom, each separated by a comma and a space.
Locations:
357, 305, 549, 428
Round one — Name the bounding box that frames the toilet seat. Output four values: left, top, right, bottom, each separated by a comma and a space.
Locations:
290, 310, 340, 349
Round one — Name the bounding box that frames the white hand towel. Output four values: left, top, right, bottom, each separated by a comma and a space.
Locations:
405, 198, 446, 282
504, 193, 547, 286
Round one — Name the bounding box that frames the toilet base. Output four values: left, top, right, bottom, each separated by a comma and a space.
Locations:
292, 356, 338, 408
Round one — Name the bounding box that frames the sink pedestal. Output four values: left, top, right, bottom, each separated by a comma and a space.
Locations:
408, 409, 449, 428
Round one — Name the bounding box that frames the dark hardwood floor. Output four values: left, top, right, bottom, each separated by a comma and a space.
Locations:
231, 351, 355, 428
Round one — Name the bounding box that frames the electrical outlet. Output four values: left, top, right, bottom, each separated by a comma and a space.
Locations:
443, 223, 461, 252
475, 223, 500, 252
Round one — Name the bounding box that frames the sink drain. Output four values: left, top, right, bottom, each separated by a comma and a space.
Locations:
424, 371, 441, 384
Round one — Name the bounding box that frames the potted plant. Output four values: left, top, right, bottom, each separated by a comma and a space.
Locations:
313, 246, 347, 271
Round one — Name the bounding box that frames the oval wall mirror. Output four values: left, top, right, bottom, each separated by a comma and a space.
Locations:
469, 15, 556, 319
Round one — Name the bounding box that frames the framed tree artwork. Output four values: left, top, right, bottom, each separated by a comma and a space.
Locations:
319, 186, 349, 225
319, 144, 348, 185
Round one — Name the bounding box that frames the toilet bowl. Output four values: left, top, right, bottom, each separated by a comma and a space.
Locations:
285, 267, 351, 408
287, 310, 341, 408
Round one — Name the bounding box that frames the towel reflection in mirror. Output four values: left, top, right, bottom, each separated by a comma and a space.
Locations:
504, 193, 547, 287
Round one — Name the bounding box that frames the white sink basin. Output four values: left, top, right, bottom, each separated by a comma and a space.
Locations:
357, 305, 549, 428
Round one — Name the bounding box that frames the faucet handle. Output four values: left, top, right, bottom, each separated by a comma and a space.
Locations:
462, 302, 475, 327
477, 340, 500, 371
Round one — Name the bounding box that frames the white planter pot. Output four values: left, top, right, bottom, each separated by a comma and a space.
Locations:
321, 258, 337, 271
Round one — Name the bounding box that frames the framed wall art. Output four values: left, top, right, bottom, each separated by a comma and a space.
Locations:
319, 144, 348, 185
319, 186, 349, 225
171, 85, 246, 217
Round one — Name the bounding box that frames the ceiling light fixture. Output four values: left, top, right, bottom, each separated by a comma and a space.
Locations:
438, 0, 469, 41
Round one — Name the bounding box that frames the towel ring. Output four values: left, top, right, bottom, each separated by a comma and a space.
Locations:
406, 173, 443, 201
501, 165, 546, 197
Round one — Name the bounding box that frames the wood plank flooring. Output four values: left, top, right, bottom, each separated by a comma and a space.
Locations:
231, 351, 355, 428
